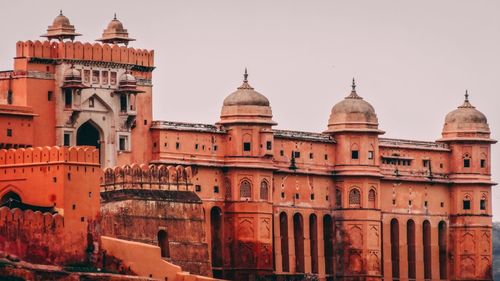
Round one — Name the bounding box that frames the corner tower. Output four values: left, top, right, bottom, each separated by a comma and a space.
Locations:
325, 79, 383, 280
438, 92, 496, 280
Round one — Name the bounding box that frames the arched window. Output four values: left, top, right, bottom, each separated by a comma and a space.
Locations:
407, 220, 416, 279
335, 188, 342, 208
224, 177, 231, 199
210, 207, 223, 269
1, 191, 21, 207
260, 180, 269, 200
349, 188, 361, 206
323, 215, 334, 274
463, 153, 471, 168
157, 230, 170, 258
390, 218, 400, 279
309, 214, 318, 274
280, 212, 289, 272
463, 194, 471, 210
293, 213, 305, 273
438, 221, 447, 279
240, 180, 251, 199
423, 220, 432, 279
351, 144, 359, 160
368, 188, 376, 208
480, 194, 487, 211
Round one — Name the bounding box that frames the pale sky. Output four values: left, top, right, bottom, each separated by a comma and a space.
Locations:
1, 1, 499, 219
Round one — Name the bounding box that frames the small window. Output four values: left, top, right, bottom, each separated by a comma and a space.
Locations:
119, 136, 127, 151
89, 97, 95, 108
195, 185, 201, 192
480, 159, 486, 168
213, 145, 218, 151
393, 199, 396, 205
260, 181, 269, 200
110, 72, 117, 85
325, 195, 329, 201
351, 150, 359, 160
281, 192, 285, 198
295, 193, 299, 199
423, 159, 430, 168
463, 197, 471, 210
368, 151, 374, 160
309, 153, 314, 159
440, 202, 444, 208
480, 199, 486, 210
324, 154, 328, 160
63, 133, 71, 146
176, 142, 180, 149
240, 180, 251, 198
120, 94, 127, 112
349, 189, 360, 205
48, 91, 53, 101
280, 150, 284, 156
84, 70, 91, 83
409, 200, 412, 206
195, 144, 199, 150
7, 90, 12, 105
92, 70, 100, 84
102, 71, 109, 85
243, 142, 251, 152
463, 158, 470, 168
293, 151, 300, 158
424, 201, 428, 208
335, 189, 342, 207
64, 89, 72, 108
6, 129, 12, 137
144, 120, 148, 125
266, 141, 272, 150
214, 186, 219, 193
310, 193, 315, 200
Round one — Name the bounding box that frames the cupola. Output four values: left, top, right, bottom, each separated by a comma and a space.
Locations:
115, 72, 144, 94
440, 91, 495, 142
96, 14, 135, 45
41, 10, 81, 41
325, 79, 383, 134
219, 69, 276, 125
62, 65, 88, 89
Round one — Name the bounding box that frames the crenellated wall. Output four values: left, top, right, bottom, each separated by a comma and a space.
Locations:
15, 40, 154, 67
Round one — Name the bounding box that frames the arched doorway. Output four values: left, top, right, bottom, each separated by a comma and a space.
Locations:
77, 121, 100, 148
1, 191, 21, 207
210, 207, 223, 278
293, 213, 304, 273
77, 121, 102, 164
157, 230, 170, 258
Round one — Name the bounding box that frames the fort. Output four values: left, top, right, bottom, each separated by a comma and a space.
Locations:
0, 11, 495, 281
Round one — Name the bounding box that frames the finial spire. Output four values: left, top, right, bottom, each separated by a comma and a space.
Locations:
352, 77, 356, 92
114, 13, 117, 20
243, 68, 248, 83
465, 89, 469, 102
60, 9, 63, 16
346, 77, 362, 99
459, 89, 475, 108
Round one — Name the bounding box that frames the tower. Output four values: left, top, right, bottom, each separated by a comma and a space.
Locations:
325, 79, 384, 280
438, 92, 496, 280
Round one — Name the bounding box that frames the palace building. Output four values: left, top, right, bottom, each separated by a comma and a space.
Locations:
0, 11, 495, 281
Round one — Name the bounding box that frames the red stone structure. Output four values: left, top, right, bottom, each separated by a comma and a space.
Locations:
0, 11, 495, 281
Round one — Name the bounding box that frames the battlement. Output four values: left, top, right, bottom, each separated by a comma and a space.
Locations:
102, 163, 193, 192
0, 146, 99, 166
0, 206, 63, 231
15, 40, 154, 69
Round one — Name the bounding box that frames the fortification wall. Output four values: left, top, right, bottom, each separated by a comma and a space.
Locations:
0, 206, 94, 265
15, 40, 154, 68
0, 146, 99, 166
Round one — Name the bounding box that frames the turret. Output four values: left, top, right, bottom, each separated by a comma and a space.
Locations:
96, 14, 135, 46
41, 10, 81, 41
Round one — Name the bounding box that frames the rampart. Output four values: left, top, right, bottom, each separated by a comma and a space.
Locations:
14, 40, 154, 68
0, 146, 99, 166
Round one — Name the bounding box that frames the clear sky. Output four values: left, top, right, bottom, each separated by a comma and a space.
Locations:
1, 1, 499, 219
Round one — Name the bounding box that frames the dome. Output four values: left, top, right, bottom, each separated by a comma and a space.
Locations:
96, 14, 135, 45
440, 92, 492, 141
119, 72, 136, 83
41, 10, 81, 41
219, 69, 275, 125
52, 13, 71, 27
326, 79, 382, 134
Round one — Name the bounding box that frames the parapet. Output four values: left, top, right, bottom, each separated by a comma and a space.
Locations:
0, 146, 99, 166
0, 206, 64, 231
15, 40, 154, 69
102, 163, 193, 191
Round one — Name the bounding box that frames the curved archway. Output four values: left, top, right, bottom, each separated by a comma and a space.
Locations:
390, 218, 400, 279
77, 121, 101, 148
280, 212, 290, 272
210, 207, 223, 272
293, 213, 305, 273
1, 191, 21, 206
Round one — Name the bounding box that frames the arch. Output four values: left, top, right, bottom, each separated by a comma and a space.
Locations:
463, 194, 472, 210
407, 219, 416, 279
157, 230, 170, 258
239, 179, 252, 199
279, 212, 289, 272
293, 213, 305, 273
480, 193, 487, 211
260, 180, 269, 200
224, 177, 231, 199
323, 214, 334, 274
210, 207, 223, 269
309, 214, 318, 274
423, 220, 432, 279
76, 120, 103, 164
390, 218, 400, 279
349, 188, 361, 206
1, 191, 21, 206
438, 221, 447, 279
368, 188, 376, 208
